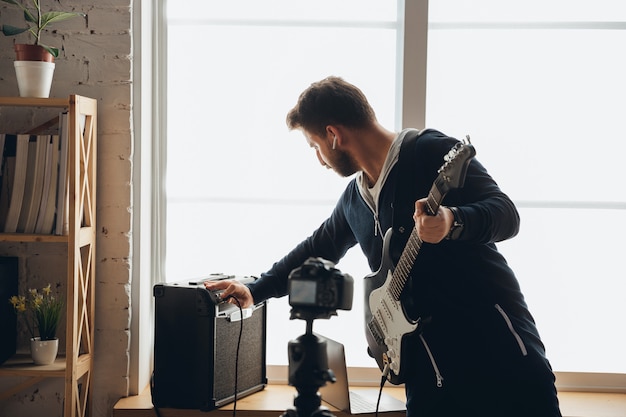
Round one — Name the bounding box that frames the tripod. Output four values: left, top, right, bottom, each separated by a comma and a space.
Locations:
281, 317, 337, 417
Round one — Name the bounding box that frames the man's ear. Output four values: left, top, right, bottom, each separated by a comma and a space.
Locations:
326, 126, 339, 149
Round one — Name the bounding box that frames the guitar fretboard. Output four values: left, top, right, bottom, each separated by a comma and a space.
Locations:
387, 185, 443, 301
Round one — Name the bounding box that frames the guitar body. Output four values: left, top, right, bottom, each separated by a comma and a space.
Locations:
364, 228, 419, 385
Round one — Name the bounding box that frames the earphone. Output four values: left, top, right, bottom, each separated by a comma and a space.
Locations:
332, 136, 337, 150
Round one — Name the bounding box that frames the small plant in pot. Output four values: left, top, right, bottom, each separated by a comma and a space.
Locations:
9, 283, 64, 365
0, 0, 85, 96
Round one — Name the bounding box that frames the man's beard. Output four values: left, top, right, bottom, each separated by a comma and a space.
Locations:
330, 150, 359, 178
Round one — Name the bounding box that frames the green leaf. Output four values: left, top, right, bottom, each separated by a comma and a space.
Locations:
1, 24, 30, 36
41, 11, 86, 26
40, 44, 59, 58
23, 9, 37, 24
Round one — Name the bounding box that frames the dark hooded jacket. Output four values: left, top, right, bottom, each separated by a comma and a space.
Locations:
248, 129, 555, 402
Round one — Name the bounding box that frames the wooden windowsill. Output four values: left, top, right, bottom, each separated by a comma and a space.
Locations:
113, 384, 405, 417
113, 384, 626, 417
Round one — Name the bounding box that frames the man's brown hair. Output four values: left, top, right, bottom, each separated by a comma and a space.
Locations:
286, 76, 376, 137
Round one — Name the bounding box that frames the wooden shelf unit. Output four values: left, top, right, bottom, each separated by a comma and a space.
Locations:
0, 95, 97, 417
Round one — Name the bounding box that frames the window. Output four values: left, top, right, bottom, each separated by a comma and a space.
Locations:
164, 0, 403, 367
159, 0, 626, 385
426, 0, 626, 375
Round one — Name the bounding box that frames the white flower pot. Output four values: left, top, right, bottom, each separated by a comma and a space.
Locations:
14, 61, 55, 98
30, 337, 59, 365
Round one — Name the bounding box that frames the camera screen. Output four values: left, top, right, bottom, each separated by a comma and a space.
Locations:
289, 279, 317, 306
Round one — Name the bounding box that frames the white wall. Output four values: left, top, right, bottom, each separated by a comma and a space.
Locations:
0, 1, 134, 416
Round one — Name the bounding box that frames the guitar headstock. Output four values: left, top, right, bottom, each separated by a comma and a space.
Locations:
437, 135, 476, 192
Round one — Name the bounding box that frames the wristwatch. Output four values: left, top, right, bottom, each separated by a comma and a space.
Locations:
446, 206, 464, 240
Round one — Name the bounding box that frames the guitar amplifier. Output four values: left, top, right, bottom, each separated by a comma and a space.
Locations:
152, 275, 267, 411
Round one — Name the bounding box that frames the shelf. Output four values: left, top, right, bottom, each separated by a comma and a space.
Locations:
0, 97, 71, 108
0, 353, 91, 403
0, 353, 91, 378
0, 95, 97, 417
0, 354, 67, 377
0, 233, 69, 243
0, 226, 95, 244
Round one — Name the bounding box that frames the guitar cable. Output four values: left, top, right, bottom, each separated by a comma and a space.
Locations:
224, 295, 244, 417
374, 364, 391, 417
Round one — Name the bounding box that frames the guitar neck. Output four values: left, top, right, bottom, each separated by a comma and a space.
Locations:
424, 179, 445, 216
389, 181, 446, 300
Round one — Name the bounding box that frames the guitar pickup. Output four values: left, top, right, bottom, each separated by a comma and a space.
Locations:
367, 320, 385, 344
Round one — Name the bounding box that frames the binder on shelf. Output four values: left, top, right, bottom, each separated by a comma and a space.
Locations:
17, 135, 48, 233
2, 134, 30, 233
34, 134, 60, 234
0, 134, 5, 173
55, 112, 69, 236
55, 111, 86, 235
0, 110, 79, 235
0, 134, 10, 224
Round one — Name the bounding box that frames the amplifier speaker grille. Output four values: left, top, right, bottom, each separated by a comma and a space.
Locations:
213, 308, 265, 402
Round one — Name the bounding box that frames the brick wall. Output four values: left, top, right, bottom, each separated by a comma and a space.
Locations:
0, 1, 134, 416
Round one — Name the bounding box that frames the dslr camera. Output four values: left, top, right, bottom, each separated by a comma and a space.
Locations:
288, 257, 353, 320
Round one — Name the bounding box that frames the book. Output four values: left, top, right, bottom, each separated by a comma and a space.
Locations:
17, 135, 48, 233
0, 135, 12, 226
33, 135, 55, 233
55, 112, 69, 235
54, 112, 86, 235
0, 134, 5, 174
34, 134, 60, 234
2, 134, 30, 233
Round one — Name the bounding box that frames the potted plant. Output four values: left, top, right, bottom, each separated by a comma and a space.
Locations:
0, 0, 85, 97
9, 283, 64, 365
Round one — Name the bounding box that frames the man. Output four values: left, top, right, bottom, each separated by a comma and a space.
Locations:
205, 76, 561, 417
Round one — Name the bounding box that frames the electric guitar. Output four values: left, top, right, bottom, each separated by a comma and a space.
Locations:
364, 137, 476, 385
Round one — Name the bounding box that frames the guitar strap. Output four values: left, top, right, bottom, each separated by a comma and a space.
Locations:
395, 128, 424, 191
390, 128, 430, 320
390, 128, 425, 257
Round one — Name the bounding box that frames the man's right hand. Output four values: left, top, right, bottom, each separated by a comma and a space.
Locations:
204, 279, 255, 308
